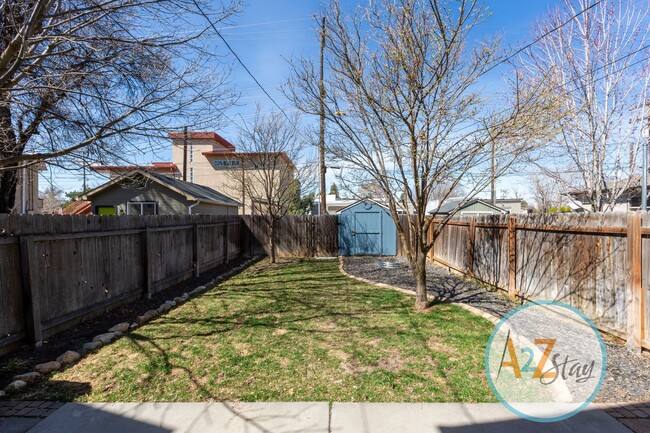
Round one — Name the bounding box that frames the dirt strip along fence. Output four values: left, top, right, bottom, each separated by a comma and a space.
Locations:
409, 212, 648, 351
241, 215, 339, 258
0, 214, 241, 355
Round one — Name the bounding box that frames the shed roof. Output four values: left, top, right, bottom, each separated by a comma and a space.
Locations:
336, 198, 390, 214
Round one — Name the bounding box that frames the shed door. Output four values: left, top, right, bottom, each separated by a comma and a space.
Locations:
353, 211, 382, 255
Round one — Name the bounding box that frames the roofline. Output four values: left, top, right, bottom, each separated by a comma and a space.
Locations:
335, 198, 390, 214
91, 164, 180, 174
429, 198, 508, 215
495, 198, 525, 203
168, 131, 235, 149
83, 170, 241, 207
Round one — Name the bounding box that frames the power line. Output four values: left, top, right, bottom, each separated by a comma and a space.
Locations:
452, 40, 650, 138
100, 7, 249, 130
192, 0, 294, 125
218, 17, 311, 31
483, 0, 604, 75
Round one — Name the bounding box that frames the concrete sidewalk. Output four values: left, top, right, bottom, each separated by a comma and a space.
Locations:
0, 402, 635, 433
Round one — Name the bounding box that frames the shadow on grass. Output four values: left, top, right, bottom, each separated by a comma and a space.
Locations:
20, 258, 492, 404
114, 260, 489, 403
342, 257, 516, 318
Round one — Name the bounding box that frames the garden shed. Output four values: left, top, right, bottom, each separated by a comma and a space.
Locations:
338, 199, 396, 256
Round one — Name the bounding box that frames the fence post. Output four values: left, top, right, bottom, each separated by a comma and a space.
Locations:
627, 212, 642, 352
507, 216, 517, 301
223, 222, 230, 264
19, 236, 42, 346
467, 217, 476, 276
192, 223, 200, 277
142, 227, 152, 299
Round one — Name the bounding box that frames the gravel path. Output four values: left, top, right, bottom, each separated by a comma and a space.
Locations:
341, 256, 650, 403
342, 256, 516, 317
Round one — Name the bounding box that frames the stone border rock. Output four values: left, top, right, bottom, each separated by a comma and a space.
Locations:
1, 255, 262, 398
338, 257, 500, 325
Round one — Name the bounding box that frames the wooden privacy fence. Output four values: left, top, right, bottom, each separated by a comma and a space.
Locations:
0, 214, 241, 355
425, 212, 648, 351
241, 215, 338, 257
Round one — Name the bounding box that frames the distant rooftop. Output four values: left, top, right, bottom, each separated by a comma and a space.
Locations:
84, 170, 242, 208
91, 162, 180, 177
167, 131, 235, 150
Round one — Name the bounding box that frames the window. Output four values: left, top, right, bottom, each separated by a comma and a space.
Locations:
189, 143, 194, 163
127, 201, 157, 215
190, 167, 194, 183
213, 159, 240, 168
96, 206, 116, 216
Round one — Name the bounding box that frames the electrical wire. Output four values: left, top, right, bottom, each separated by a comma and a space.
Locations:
192, 0, 295, 125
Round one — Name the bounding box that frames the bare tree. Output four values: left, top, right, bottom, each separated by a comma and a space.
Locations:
430, 183, 467, 203
356, 179, 389, 202
529, 174, 563, 212
40, 185, 63, 213
288, 0, 558, 309
227, 108, 313, 263
521, 0, 650, 212
0, 0, 240, 213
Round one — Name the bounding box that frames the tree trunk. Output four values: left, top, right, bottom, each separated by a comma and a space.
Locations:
269, 220, 276, 263
0, 102, 18, 213
413, 251, 429, 310
0, 169, 18, 213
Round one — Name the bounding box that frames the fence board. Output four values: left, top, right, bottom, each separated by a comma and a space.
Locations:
0, 240, 23, 339
241, 215, 338, 257
0, 214, 241, 355
428, 212, 646, 349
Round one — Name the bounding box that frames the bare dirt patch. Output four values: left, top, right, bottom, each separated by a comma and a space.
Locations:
341, 351, 409, 375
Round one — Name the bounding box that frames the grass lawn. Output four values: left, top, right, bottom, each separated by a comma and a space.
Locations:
21, 259, 497, 402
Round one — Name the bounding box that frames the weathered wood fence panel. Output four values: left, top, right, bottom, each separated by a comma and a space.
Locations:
0, 214, 241, 355
642, 214, 650, 347
0, 238, 24, 347
241, 215, 338, 257
427, 212, 646, 351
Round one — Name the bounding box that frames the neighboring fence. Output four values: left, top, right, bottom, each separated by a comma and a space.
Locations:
242, 215, 339, 257
425, 212, 647, 351
0, 214, 241, 355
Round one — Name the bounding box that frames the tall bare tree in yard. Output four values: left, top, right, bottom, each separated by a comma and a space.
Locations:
529, 174, 564, 212
228, 108, 312, 263
522, 0, 650, 212
0, 0, 240, 213
288, 0, 558, 309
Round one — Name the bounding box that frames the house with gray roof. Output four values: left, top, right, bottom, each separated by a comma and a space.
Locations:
82, 170, 241, 216
428, 197, 508, 217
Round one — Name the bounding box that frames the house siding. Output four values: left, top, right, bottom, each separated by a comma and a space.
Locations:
458, 202, 506, 215
190, 202, 235, 215
90, 180, 191, 215
89, 178, 238, 216
12, 166, 42, 214
171, 137, 294, 215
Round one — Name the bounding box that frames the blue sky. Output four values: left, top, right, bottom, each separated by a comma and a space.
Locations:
47, 0, 563, 200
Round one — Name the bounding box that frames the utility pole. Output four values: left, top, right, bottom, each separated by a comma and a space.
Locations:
319, 15, 327, 215
182, 126, 188, 182
490, 141, 496, 205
